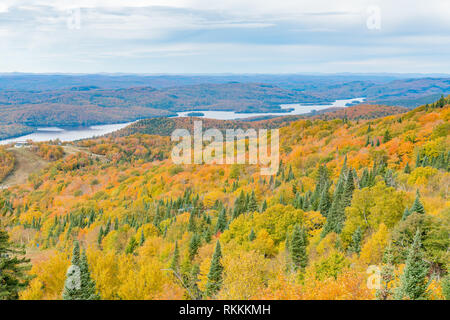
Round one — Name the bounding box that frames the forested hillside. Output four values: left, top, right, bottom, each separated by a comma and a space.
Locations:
112, 104, 406, 137
0, 96, 449, 300
0, 147, 15, 182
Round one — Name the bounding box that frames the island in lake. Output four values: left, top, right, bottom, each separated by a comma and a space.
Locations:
186, 112, 205, 117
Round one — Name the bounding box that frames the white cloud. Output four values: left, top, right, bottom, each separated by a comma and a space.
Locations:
0, 0, 450, 73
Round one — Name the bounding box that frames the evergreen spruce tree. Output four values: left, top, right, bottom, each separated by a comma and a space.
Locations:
395, 229, 429, 300
205, 241, 223, 298
215, 208, 227, 233
188, 211, 196, 232
383, 129, 392, 143
62, 241, 82, 300
290, 225, 308, 271
321, 178, 345, 237
287, 165, 295, 181
404, 162, 411, 174
292, 184, 297, 196
247, 191, 258, 212
104, 219, 111, 235
153, 206, 162, 227
349, 227, 362, 254
139, 229, 145, 246
0, 226, 31, 300
260, 199, 267, 213
79, 250, 100, 300
188, 233, 201, 260
359, 168, 369, 188
203, 228, 212, 243
318, 187, 331, 217
342, 168, 355, 208
410, 190, 425, 215
170, 241, 180, 273
415, 153, 422, 168
232, 191, 246, 219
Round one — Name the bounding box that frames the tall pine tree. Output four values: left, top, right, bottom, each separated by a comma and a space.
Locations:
62, 241, 82, 300
205, 240, 223, 298
0, 226, 31, 300
79, 249, 100, 300
170, 241, 180, 273
395, 229, 429, 300
409, 190, 425, 215
290, 225, 308, 271
215, 208, 227, 234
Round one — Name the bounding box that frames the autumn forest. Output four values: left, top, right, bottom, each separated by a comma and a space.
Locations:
0, 95, 449, 301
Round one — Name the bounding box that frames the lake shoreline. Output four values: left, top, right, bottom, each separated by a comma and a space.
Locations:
0, 97, 365, 144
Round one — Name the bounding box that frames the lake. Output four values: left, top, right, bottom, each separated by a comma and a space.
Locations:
0, 122, 134, 145
0, 98, 364, 144
176, 97, 365, 120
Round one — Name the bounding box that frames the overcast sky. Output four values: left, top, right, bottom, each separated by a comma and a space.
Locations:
1, 0, 450, 74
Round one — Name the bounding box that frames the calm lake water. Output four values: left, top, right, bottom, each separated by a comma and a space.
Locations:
0, 98, 364, 144
176, 98, 365, 120
0, 122, 134, 145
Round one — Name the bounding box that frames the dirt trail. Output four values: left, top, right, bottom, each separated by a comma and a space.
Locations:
0, 144, 107, 189
0, 147, 49, 189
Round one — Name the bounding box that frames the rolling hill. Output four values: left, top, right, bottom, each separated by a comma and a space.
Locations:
0, 95, 448, 300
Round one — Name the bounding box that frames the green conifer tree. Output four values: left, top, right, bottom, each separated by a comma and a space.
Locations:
139, 229, 145, 246
410, 190, 425, 215
188, 233, 201, 260
62, 241, 82, 300
188, 211, 196, 232
318, 187, 331, 217
260, 199, 268, 213
383, 129, 392, 143
349, 227, 363, 254
395, 229, 429, 300
342, 169, 355, 207
0, 226, 31, 300
215, 208, 227, 233
205, 241, 223, 298
170, 241, 180, 273
79, 250, 100, 300
290, 225, 308, 271
404, 162, 411, 174
247, 191, 258, 212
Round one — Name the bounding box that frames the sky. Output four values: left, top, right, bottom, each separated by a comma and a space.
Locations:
1, 0, 450, 74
